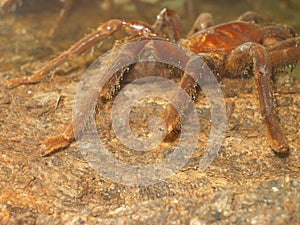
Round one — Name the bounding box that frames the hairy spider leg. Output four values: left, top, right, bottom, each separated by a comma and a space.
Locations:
6, 8, 187, 88
187, 12, 214, 37
40, 38, 152, 156
268, 37, 300, 69
226, 42, 289, 153
152, 8, 183, 41
6, 19, 157, 88
10, 8, 187, 156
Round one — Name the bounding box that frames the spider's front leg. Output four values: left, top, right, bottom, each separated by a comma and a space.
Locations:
40, 38, 151, 156
40, 123, 74, 156
5, 19, 157, 88
226, 42, 290, 154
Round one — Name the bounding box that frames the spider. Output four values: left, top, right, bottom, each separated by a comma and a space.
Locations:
5, 8, 300, 156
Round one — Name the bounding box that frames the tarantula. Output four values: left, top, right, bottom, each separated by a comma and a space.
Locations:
6, 8, 300, 156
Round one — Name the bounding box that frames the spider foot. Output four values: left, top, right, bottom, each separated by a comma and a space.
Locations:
266, 118, 290, 154
5, 77, 30, 88
40, 135, 74, 156
162, 104, 182, 141
268, 133, 290, 155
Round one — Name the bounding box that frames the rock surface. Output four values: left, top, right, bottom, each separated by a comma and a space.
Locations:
0, 1, 299, 224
